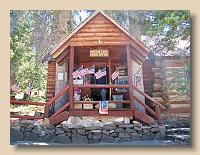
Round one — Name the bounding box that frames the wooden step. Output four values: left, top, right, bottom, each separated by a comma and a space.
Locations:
50, 111, 69, 125
135, 110, 155, 125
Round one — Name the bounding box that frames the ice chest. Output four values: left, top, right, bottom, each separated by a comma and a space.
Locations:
112, 95, 123, 108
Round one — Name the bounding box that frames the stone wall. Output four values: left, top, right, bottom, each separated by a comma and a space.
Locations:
10, 117, 166, 144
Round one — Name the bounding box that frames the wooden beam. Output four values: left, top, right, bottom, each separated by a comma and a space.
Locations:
126, 45, 134, 110
57, 53, 70, 66
51, 41, 70, 59
55, 47, 70, 63
69, 42, 129, 47
10, 115, 43, 119
69, 109, 134, 117
69, 46, 74, 110
10, 100, 46, 106
73, 84, 129, 88
47, 85, 69, 106
74, 100, 130, 104
50, 102, 70, 118
130, 46, 145, 62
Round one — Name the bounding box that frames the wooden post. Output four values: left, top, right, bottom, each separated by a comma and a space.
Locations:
69, 46, 74, 110
155, 104, 162, 126
126, 45, 134, 110
109, 59, 111, 100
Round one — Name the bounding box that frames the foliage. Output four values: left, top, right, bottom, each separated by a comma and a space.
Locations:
10, 11, 47, 99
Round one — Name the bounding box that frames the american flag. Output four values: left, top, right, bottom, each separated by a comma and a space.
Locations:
80, 65, 95, 76
72, 65, 83, 78
11, 81, 19, 92
26, 83, 32, 95
111, 68, 119, 80
95, 67, 107, 79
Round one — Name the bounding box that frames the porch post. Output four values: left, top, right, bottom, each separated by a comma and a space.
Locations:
69, 46, 74, 110
126, 45, 134, 110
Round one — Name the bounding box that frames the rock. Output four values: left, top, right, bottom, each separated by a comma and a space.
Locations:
20, 120, 35, 125
114, 137, 121, 143
92, 130, 102, 133
142, 132, 155, 140
85, 125, 97, 130
87, 133, 93, 140
10, 127, 24, 141
45, 129, 55, 134
43, 118, 50, 126
125, 128, 136, 133
119, 138, 131, 143
77, 129, 86, 135
150, 127, 160, 132
72, 134, 88, 144
115, 127, 124, 133
134, 127, 142, 131
55, 134, 71, 144
24, 132, 43, 142
124, 117, 130, 124
143, 129, 150, 133
119, 124, 134, 128
131, 133, 141, 141
100, 135, 114, 143
154, 132, 164, 140
45, 124, 55, 130
55, 128, 64, 135
110, 132, 118, 137
102, 130, 110, 135
118, 132, 132, 138
44, 133, 56, 142
92, 132, 102, 140
114, 117, 124, 122
103, 124, 116, 130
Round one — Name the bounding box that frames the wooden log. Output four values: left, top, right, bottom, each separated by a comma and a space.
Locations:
155, 105, 162, 126
153, 84, 163, 91
10, 115, 43, 119
73, 32, 122, 38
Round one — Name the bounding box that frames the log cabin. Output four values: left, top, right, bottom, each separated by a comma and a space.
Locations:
42, 10, 190, 126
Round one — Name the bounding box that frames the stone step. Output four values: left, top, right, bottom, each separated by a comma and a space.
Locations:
165, 134, 190, 145
166, 128, 190, 134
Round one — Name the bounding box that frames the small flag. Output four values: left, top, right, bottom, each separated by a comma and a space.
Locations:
111, 68, 119, 80
11, 81, 19, 92
80, 65, 95, 76
95, 67, 107, 79
72, 65, 83, 78
26, 83, 32, 95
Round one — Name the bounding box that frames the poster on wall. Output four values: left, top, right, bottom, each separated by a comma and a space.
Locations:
58, 73, 63, 80
134, 75, 141, 87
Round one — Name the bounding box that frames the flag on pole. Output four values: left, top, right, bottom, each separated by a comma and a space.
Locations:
72, 65, 83, 78
11, 81, 19, 92
80, 65, 95, 76
26, 83, 32, 95
111, 68, 119, 80
95, 67, 107, 79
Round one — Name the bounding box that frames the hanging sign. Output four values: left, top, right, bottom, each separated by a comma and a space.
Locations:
134, 75, 141, 87
58, 73, 63, 80
90, 49, 109, 57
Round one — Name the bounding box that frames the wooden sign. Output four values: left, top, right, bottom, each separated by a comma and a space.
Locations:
90, 49, 109, 57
